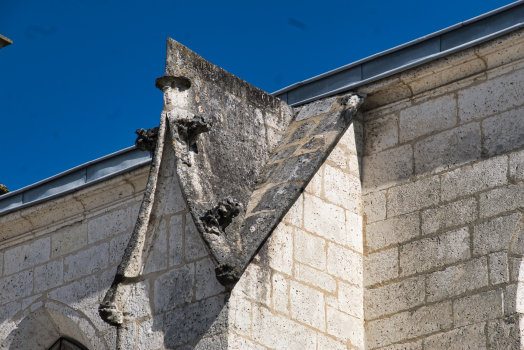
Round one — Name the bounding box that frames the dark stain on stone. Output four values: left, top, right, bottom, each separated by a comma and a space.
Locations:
272, 145, 299, 162
135, 127, 159, 152
259, 163, 280, 184
215, 262, 240, 289
253, 182, 303, 213
311, 109, 352, 136
301, 137, 325, 150
287, 121, 315, 144
270, 152, 323, 183
201, 197, 242, 236
0, 183, 9, 195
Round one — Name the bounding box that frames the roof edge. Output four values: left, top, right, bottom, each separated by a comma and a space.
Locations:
273, 0, 524, 106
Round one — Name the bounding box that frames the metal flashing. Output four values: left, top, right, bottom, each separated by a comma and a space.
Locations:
0, 147, 151, 216
273, 1, 524, 106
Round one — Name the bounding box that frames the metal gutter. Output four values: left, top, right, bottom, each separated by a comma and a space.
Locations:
273, 0, 524, 106
0, 146, 152, 216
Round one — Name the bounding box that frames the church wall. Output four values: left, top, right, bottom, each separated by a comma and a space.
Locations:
0, 165, 150, 349
361, 54, 524, 349
226, 120, 364, 350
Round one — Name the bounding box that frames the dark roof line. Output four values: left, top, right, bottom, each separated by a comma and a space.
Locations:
0, 147, 151, 216
272, 0, 524, 106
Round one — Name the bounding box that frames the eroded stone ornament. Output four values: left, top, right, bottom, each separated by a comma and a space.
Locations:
134, 127, 159, 152
99, 38, 364, 327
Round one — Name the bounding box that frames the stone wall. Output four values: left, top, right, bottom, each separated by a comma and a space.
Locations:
361, 53, 524, 349
0, 121, 364, 350
3, 25, 524, 350
226, 120, 364, 349
0, 166, 150, 349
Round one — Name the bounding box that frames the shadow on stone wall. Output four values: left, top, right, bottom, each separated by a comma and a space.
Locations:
162, 294, 229, 349
2, 302, 104, 350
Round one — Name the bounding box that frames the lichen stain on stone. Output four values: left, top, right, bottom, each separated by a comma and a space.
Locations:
101, 38, 364, 320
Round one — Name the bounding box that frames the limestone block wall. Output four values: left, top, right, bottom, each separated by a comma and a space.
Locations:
0, 166, 149, 349
117, 121, 366, 350
361, 55, 524, 349
227, 121, 364, 350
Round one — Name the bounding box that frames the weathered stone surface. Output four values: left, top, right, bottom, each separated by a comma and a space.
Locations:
51, 222, 87, 258
317, 334, 347, 350
286, 122, 315, 144
0, 270, 33, 305
426, 257, 488, 302
48, 275, 99, 310
328, 289, 363, 326
271, 273, 289, 315
479, 183, 524, 218
366, 212, 419, 252
399, 95, 457, 143
253, 183, 303, 212
34, 259, 63, 293
289, 281, 325, 330
489, 251, 509, 285
235, 264, 271, 307
304, 194, 346, 245
472, 213, 521, 256
388, 176, 440, 217
138, 315, 164, 350
365, 302, 452, 349
185, 215, 208, 261
509, 149, 524, 180
169, 214, 184, 266
165, 294, 228, 348
421, 197, 477, 235
423, 323, 486, 350
64, 243, 108, 282
110, 232, 132, 265
362, 145, 412, 193
363, 190, 386, 223
440, 156, 507, 202
295, 263, 336, 292
326, 306, 363, 346
487, 316, 519, 349
196, 258, 225, 300
296, 97, 336, 121
483, 106, 524, 157
400, 228, 470, 276
414, 123, 481, 174
143, 219, 168, 274
294, 228, 326, 270
154, 264, 195, 313
327, 243, 362, 286
88, 208, 131, 244
346, 211, 363, 253
364, 115, 398, 155
364, 247, 398, 286
458, 68, 524, 122
256, 224, 293, 275
135, 127, 159, 152
4, 237, 50, 276
252, 305, 317, 350
453, 290, 503, 327
324, 165, 361, 213
0, 183, 9, 195
365, 277, 425, 319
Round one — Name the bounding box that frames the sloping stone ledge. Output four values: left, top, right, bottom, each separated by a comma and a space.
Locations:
0, 165, 149, 247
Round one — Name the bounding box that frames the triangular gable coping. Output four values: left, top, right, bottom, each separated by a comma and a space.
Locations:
99, 38, 363, 326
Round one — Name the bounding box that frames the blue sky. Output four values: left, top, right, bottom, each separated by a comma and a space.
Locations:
0, 0, 514, 191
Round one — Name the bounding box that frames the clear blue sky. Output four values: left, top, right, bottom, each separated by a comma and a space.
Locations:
0, 0, 513, 191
